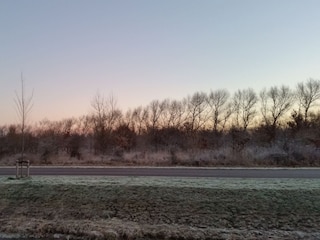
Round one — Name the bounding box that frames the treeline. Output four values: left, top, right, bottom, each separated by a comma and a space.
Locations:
1, 78, 320, 164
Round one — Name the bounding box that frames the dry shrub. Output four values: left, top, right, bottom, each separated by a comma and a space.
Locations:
246, 141, 320, 167
1, 139, 320, 167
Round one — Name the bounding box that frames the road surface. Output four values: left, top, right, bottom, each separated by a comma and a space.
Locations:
1, 167, 320, 178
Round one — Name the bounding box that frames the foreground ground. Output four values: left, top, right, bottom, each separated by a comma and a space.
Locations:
0, 177, 320, 239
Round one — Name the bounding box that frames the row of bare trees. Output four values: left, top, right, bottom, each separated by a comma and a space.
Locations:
85, 78, 320, 153
1, 78, 320, 159
118, 78, 320, 132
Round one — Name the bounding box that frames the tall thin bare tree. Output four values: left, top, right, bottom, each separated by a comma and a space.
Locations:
207, 89, 230, 131
166, 100, 185, 129
232, 88, 257, 130
14, 73, 33, 161
296, 78, 320, 122
185, 92, 209, 131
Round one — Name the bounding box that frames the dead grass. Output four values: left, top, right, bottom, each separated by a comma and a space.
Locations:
0, 177, 320, 239
1, 141, 320, 167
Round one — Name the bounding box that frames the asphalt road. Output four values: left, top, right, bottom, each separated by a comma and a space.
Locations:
1, 167, 320, 178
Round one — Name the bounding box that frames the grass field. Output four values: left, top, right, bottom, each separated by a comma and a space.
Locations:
0, 176, 320, 239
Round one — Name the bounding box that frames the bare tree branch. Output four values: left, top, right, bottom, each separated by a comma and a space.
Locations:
14, 73, 34, 161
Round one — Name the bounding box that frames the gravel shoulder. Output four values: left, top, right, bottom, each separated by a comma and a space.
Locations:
0, 176, 320, 239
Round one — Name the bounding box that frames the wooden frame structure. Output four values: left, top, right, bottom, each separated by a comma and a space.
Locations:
16, 159, 30, 178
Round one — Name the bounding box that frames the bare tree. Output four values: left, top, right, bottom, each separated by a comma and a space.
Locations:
157, 99, 170, 128
232, 88, 257, 130
14, 73, 33, 161
91, 92, 122, 131
296, 78, 320, 122
131, 106, 149, 135
185, 92, 209, 131
207, 89, 230, 131
148, 99, 167, 131
122, 109, 134, 130
260, 85, 294, 128
220, 102, 233, 131
77, 115, 93, 136
166, 100, 186, 129
91, 92, 122, 153
91, 93, 106, 130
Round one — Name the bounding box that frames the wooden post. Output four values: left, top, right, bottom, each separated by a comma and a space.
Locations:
20, 161, 23, 178
16, 160, 19, 179
27, 160, 30, 177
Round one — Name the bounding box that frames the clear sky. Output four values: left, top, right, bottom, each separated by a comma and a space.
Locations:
1, 0, 320, 125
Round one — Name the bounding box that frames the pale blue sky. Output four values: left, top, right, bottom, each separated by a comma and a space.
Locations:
1, 0, 320, 125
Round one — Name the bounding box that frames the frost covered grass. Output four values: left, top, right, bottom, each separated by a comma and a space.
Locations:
2, 142, 320, 167
1, 176, 320, 239
1, 175, 320, 190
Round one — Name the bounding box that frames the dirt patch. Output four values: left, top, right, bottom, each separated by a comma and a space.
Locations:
0, 177, 320, 239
